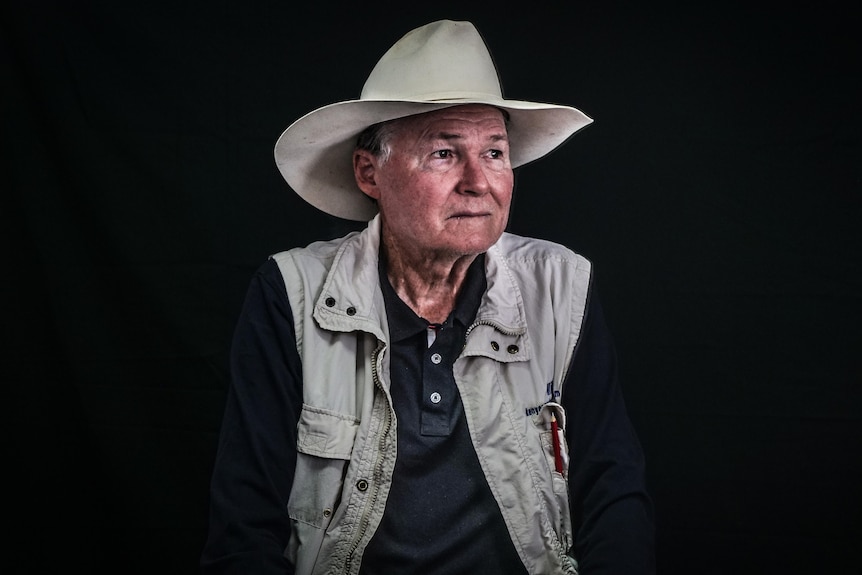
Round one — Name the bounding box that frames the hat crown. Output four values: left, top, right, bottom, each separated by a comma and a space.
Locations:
360, 20, 504, 102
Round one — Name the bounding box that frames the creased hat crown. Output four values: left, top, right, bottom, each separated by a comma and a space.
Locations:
360, 20, 503, 102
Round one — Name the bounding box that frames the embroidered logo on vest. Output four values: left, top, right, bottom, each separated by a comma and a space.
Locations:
524, 381, 560, 416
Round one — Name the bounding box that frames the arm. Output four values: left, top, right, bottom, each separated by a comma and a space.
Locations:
201, 258, 302, 575
563, 292, 655, 575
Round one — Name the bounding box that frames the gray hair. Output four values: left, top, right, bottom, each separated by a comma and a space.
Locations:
354, 120, 397, 164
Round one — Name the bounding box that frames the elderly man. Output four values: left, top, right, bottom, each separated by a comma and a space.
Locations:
202, 19, 654, 575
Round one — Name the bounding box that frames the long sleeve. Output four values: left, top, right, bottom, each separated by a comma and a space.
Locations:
201, 258, 302, 575
563, 292, 656, 574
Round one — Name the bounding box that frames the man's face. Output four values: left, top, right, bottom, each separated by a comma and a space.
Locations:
355, 105, 514, 262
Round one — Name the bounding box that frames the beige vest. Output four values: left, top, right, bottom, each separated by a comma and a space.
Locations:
274, 216, 591, 574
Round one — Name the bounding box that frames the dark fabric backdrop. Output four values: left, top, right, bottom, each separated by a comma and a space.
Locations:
5, 2, 860, 574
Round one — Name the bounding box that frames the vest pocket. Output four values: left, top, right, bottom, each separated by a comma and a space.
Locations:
537, 402, 575, 554
288, 404, 358, 528
286, 405, 359, 573
538, 402, 570, 485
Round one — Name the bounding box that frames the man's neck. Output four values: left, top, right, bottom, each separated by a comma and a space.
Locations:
382, 239, 478, 325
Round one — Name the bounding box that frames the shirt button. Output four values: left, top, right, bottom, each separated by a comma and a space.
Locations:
490, 341, 499, 351
507, 344, 519, 354
356, 479, 369, 491
346, 306, 357, 316
430, 353, 442, 364
430, 392, 442, 404
325, 297, 336, 307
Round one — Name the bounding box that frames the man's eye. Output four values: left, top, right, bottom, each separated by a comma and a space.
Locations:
433, 150, 452, 159
489, 149, 504, 159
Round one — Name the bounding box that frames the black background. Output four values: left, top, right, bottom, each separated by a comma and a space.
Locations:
5, 2, 861, 574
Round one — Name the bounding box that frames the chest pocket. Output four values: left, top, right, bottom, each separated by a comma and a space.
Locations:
288, 404, 359, 529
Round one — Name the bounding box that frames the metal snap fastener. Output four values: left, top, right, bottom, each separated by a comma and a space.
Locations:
325, 297, 336, 307
430, 392, 441, 404
490, 341, 499, 351
346, 306, 357, 316
323, 508, 332, 518
507, 344, 519, 354
430, 353, 442, 364
356, 479, 369, 491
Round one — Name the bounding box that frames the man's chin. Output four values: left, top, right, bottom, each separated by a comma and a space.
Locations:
446, 234, 502, 258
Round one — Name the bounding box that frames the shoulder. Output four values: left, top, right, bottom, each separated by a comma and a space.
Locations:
489, 233, 593, 319
269, 231, 360, 280
272, 233, 355, 266
494, 232, 592, 275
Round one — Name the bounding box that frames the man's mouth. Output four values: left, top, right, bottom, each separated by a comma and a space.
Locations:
449, 211, 490, 219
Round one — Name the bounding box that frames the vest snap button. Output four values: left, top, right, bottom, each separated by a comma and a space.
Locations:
323, 508, 332, 518
346, 306, 357, 316
490, 341, 499, 351
325, 297, 336, 307
507, 344, 519, 354
356, 479, 369, 491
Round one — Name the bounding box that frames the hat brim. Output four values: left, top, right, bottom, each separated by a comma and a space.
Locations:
274, 98, 592, 221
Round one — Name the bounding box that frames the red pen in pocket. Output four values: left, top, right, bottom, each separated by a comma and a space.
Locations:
551, 412, 563, 474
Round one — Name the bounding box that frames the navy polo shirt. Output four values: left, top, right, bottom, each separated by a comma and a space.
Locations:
359, 253, 528, 575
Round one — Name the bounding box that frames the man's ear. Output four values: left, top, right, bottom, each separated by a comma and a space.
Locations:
353, 150, 380, 200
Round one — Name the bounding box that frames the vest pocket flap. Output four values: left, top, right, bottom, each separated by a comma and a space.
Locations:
296, 404, 359, 459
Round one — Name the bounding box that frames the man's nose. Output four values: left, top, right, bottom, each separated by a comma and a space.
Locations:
457, 156, 491, 196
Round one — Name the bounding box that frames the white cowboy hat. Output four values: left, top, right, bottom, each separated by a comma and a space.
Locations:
274, 19, 593, 221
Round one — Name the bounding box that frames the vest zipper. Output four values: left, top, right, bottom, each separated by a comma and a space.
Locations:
344, 341, 390, 573
465, 318, 525, 339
